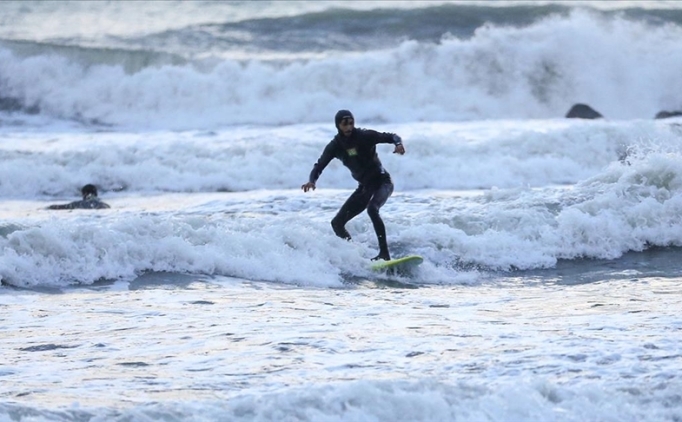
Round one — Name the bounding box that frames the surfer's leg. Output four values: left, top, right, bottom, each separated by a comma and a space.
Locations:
367, 181, 394, 260
331, 186, 371, 240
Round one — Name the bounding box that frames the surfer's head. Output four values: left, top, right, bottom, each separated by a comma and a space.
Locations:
335, 109, 354, 136
81, 184, 98, 200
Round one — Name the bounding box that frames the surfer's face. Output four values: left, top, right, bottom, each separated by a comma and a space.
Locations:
339, 117, 354, 136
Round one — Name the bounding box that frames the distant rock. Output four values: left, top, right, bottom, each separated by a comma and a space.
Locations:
565, 103, 603, 119
654, 110, 682, 119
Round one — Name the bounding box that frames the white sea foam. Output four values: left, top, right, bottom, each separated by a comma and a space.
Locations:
1, 119, 679, 198
3, 145, 682, 287
1, 117, 681, 287
1, 9, 681, 128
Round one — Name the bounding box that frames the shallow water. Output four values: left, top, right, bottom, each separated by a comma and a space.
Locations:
2, 270, 681, 420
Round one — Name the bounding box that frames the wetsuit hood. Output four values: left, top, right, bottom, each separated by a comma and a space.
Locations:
81, 184, 98, 200
334, 109, 354, 133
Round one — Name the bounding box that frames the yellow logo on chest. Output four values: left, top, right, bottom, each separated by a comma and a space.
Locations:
346, 148, 358, 157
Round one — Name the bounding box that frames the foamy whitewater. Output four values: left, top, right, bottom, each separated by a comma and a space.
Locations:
1, 1, 682, 421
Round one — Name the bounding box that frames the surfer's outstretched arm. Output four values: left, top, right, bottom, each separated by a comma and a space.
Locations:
302, 140, 336, 192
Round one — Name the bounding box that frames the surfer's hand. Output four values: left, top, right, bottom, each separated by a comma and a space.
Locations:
393, 144, 405, 155
301, 182, 316, 192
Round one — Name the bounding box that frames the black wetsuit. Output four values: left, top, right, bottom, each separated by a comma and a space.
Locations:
47, 197, 110, 210
308, 127, 401, 260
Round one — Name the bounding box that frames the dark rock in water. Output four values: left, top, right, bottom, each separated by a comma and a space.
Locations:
565, 103, 603, 119
654, 110, 682, 119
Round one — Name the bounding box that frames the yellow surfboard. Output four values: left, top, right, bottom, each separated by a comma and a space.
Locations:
370, 255, 423, 272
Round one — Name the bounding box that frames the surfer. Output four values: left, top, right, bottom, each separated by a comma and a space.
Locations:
47, 184, 111, 210
301, 110, 405, 261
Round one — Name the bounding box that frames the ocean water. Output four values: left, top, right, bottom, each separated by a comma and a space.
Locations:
1, 1, 682, 421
